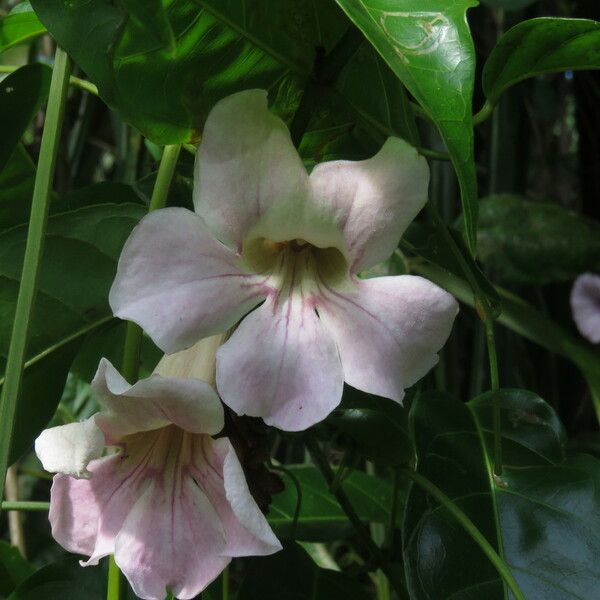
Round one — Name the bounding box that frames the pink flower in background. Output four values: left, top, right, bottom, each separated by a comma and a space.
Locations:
35, 358, 280, 600
571, 273, 600, 343
109, 89, 458, 431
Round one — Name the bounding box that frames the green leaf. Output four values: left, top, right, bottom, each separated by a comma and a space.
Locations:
403, 390, 600, 599
328, 388, 412, 466
238, 542, 370, 600
483, 18, 600, 102
0, 541, 35, 597
7, 558, 104, 600
333, 0, 480, 253
121, 0, 175, 52
0, 64, 51, 173
0, 145, 36, 232
269, 465, 401, 541
336, 44, 420, 147
0, 203, 145, 462
0, 5, 46, 55
30, 0, 345, 143
403, 222, 502, 319
476, 194, 600, 285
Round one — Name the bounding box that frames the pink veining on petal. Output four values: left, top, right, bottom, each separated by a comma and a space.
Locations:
48, 411, 280, 600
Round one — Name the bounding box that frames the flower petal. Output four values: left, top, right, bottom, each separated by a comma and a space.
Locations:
190, 437, 281, 557
109, 207, 265, 354
318, 276, 458, 401
571, 273, 600, 343
35, 418, 104, 478
92, 358, 224, 440
309, 137, 429, 272
114, 476, 229, 600
221, 439, 282, 555
194, 90, 313, 251
49, 453, 145, 564
216, 295, 344, 431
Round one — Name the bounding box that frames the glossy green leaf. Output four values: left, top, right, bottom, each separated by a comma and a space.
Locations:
0, 203, 145, 462
269, 464, 400, 541
476, 194, 600, 285
403, 390, 600, 599
0, 541, 35, 597
403, 222, 502, 319
121, 0, 175, 52
334, 0, 480, 253
483, 18, 600, 102
0, 5, 46, 55
7, 558, 104, 600
238, 542, 370, 600
335, 44, 420, 147
328, 388, 412, 466
0, 64, 51, 173
30, 0, 345, 143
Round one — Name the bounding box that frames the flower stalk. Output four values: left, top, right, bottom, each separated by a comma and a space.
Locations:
0, 46, 71, 510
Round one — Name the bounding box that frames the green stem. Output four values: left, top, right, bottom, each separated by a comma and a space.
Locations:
402, 469, 525, 600
121, 323, 143, 383
0, 47, 71, 511
486, 321, 502, 476
473, 99, 496, 126
107, 556, 123, 600
1, 501, 50, 511
305, 435, 408, 600
0, 65, 98, 95
149, 145, 182, 211
222, 564, 229, 600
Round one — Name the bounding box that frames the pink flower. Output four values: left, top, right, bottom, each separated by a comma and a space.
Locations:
34, 358, 281, 600
571, 273, 600, 343
109, 89, 458, 431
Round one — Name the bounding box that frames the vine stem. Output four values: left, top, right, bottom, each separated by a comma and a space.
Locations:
0, 47, 71, 511
305, 435, 408, 600
0, 64, 98, 95
486, 321, 503, 476
1, 501, 50, 511
402, 469, 525, 600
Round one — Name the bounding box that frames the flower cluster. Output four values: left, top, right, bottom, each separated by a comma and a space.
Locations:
36, 89, 458, 599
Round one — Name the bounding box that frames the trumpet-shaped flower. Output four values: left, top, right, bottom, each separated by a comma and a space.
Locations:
571, 273, 600, 343
35, 358, 281, 600
110, 89, 459, 431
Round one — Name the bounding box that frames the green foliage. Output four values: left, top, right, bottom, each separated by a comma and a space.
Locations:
0, 4, 46, 55
404, 390, 600, 599
0, 65, 51, 173
0, 203, 144, 461
0, 541, 35, 597
483, 18, 600, 102
7, 558, 105, 599
329, 389, 412, 466
477, 194, 600, 285
333, 0, 480, 253
270, 464, 403, 541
